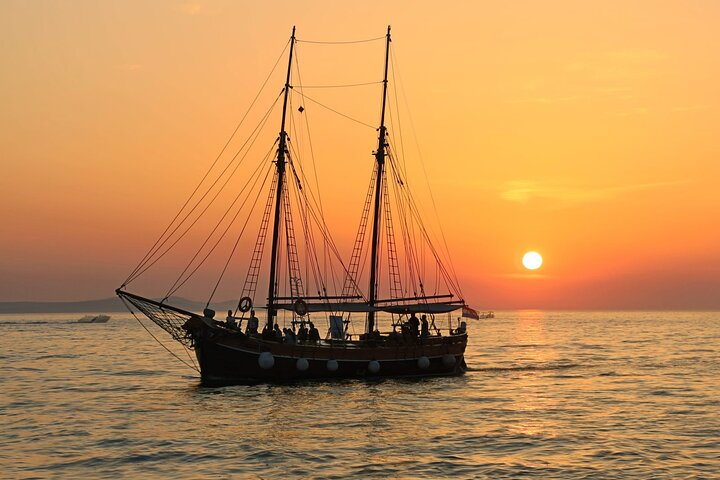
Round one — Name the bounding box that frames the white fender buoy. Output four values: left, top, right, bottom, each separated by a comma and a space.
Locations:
417, 356, 430, 369
368, 360, 380, 374
258, 351, 275, 369
326, 359, 339, 372
442, 354, 456, 367
296, 358, 309, 371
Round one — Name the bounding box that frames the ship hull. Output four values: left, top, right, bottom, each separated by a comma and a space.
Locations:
188, 320, 467, 385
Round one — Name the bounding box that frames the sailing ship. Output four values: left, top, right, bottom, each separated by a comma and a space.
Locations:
117, 26, 479, 384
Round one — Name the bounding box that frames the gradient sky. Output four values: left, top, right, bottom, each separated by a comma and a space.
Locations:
1, 1, 719, 309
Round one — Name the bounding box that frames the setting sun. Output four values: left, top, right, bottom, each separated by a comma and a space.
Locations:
522, 251, 543, 270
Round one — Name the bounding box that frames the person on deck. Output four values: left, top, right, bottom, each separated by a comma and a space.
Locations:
401, 322, 412, 343
246, 310, 259, 335
297, 322, 308, 343
226, 310, 238, 330
457, 321, 467, 334
408, 313, 420, 337
284, 328, 297, 344
308, 322, 320, 344
420, 314, 429, 338
273, 324, 283, 341
452, 321, 467, 335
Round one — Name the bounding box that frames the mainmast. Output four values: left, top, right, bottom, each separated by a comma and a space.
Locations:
266, 26, 296, 329
366, 25, 391, 334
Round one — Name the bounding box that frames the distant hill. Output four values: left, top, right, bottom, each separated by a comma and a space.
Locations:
0, 297, 237, 314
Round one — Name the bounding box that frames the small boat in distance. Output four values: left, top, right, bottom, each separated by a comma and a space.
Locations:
117, 26, 481, 384
78, 314, 111, 324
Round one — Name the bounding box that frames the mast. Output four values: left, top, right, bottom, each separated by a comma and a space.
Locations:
367, 25, 391, 334
266, 26, 296, 329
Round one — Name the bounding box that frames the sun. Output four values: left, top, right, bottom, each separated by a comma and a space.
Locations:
522, 251, 543, 270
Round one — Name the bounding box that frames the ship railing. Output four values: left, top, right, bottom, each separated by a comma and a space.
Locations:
252, 330, 467, 348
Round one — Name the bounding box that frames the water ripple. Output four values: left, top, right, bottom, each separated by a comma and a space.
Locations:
1, 311, 719, 478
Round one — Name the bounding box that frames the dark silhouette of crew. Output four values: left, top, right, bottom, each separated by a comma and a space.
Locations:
284, 327, 297, 344
273, 323, 283, 341
297, 322, 308, 343
246, 309, 259, 335
408, 313, 420, 337
308, 321, 320, 344
420, 314, 429, 338
261, 323, 271, 339
401, 322, 412, 343
225, 309, 238, 330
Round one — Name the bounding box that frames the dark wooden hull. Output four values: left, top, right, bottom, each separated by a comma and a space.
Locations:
186, 318, 468, 385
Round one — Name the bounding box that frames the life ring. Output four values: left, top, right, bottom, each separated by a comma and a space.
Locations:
238, 296, 253, 313
293, 298, 308, 316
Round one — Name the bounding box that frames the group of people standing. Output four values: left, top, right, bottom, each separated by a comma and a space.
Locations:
225, 309, 259, 335
262, 321, 321, 344
225, 309, 321, 344
225, 309, 451, 345
406, 313, 431, 338
277, 322, 321, 344
388, 312, 435, 344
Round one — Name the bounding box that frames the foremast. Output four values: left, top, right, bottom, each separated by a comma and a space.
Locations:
267, 26, 296, 330
366, 25, 391, 334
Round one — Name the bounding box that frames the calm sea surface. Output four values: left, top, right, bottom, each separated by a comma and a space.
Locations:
1, 311, 719, 479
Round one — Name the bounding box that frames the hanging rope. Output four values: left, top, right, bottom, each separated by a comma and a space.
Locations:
293, 47, 332, 287
297, 36, 384, 45
292, 89, 376, 129
284, 141, 365, 300
166, 153, 275, 299
123, 41, 290, 287
287, 145, 330, 301
295, 81, 382, 89
205, 154, 277, 306
389, 47, 407, 174
390, 47, 465, 299
125, 91, 284, 285
120, 296, 200, 373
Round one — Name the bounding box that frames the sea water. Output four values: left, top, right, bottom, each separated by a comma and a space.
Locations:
1, 311, 718, 478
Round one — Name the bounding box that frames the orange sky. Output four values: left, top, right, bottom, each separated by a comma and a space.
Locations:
1, 1, 719, 309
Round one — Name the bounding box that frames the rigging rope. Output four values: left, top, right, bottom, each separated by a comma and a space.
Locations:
166, 151, 276, 299
125, 91, 283, 285
205, 154, 277, 306
293, 46, 332, 287
296, 36, 384, 44
120, 296, 200, 373
389, 47, 407, 177
123, 40, 290, 287
387, 146, 423, 297
284, 143, 365, 300
287, 144, 333, 303
292, 89, 375, 129
295, 81, 382, 89
390, 47, 465, 299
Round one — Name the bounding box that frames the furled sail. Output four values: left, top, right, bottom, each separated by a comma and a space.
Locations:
274, 299, 466, 314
